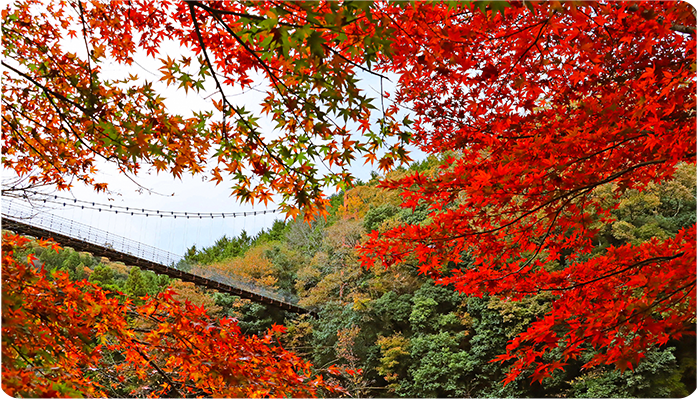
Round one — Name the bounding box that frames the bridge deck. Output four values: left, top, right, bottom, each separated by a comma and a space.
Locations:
2, 217, 315, 317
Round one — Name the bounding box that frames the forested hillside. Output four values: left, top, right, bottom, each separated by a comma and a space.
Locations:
13, 158, 695, 397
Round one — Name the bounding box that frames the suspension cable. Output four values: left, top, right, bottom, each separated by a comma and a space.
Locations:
3, 190, 280, 218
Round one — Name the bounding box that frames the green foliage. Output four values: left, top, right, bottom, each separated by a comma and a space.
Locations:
594, 162, 696, 250
326, 191, 345, 221
263, 243, 302, 296
122, 267, 168, 299
262, 219, 289, 242
408, 283, 463, 332
184, 232, 252, 265
183, 220, 289, 265
88, 264, 120, 293
381, 283, 476, 397
371, 291, 413, 331
211, 292, 288, 336
398, 331, 471, 397
407, 154, 442, 173
34, 246, 97, 281
376, 333, 410, 389
566, 348, 689, 398
464, 296, 537, 398
396, 202, 430, 226
310, 304, 366, 367
123, 267, 148, 298
363, 204, 399, 233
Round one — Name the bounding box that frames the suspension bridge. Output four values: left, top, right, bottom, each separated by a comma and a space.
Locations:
1, 199, 315, 317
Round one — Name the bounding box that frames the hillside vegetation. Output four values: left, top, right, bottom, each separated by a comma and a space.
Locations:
19, 158, 696, 398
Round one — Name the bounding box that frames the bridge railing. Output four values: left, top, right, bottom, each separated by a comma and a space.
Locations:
1, 199, 299, 305
185, 265, 300, 305
2, 200, 182, 266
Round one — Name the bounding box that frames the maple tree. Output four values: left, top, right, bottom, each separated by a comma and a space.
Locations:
2, 0, 409, 218
2, 232, 340, 397
357, 1, 697, 384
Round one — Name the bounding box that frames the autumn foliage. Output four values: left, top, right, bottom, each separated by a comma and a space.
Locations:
2, 0, 696, 391
2, 0, 407, 218
1, 233, 338, 397
357, 1, 697, 384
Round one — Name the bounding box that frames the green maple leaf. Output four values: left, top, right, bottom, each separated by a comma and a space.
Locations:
307, 31, 325, 59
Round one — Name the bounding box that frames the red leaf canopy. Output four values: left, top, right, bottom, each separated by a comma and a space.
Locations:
360, 1, 696, 383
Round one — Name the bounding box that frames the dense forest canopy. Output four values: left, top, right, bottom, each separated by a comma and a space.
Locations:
2, 0, 696, 397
